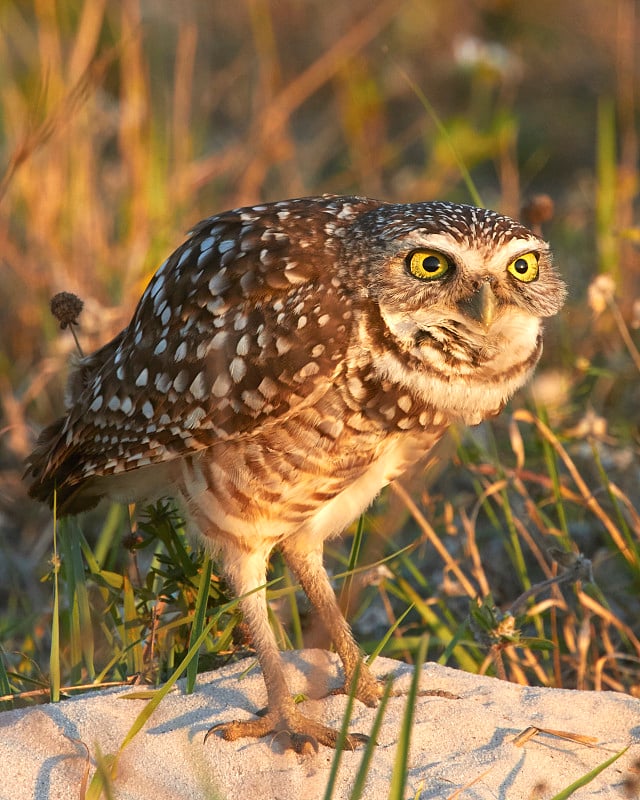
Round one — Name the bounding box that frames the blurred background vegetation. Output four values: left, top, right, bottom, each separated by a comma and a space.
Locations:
0, 0, 639, 707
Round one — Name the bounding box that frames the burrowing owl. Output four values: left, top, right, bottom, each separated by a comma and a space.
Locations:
26, 195, 566, 752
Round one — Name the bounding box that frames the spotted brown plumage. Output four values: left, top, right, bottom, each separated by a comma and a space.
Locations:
25, 194, 566, 751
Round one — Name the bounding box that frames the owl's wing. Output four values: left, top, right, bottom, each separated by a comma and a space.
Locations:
26, 196, 382, 509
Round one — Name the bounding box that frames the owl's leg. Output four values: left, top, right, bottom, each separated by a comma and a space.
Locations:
205, 547, 367, 752
281, 541, 384, 708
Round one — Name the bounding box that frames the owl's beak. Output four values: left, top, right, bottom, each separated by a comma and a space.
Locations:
462, 281, 497, 330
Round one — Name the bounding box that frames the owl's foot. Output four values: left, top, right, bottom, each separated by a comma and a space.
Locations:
205, 706, 369, 753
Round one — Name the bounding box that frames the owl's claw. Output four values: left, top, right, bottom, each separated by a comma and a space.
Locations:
204, 706, 369, 752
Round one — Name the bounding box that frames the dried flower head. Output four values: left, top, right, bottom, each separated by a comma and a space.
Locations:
587, 274, 616, 316
565, 407, 609, 441
521, 194, 554, 231
50, 292, 84, 329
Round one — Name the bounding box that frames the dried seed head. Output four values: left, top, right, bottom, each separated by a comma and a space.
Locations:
50, 292, 84, 329
587, 274, 616, 316
521, 194, 554, 230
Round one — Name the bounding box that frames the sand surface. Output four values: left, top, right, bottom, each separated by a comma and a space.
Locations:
1, 649, 638, 799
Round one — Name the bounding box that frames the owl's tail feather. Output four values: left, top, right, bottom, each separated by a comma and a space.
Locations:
24, 418, 103, 516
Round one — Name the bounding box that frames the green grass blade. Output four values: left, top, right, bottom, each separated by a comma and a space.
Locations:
536, 409, 571, 544
322, 661, 361, 800
118, 617, 218, 751
367, 603, 415, 665
595, 96, 618, 278
284, 564, 304, 650
67, 519, 96, 679
186, 551, 212, 694
122, 575, 143, 676
0, 648, 13, 709
49, 491, 61, 703
438, 617, 470, 666
549, 746, 629, 799
340, 514, 366, 618
348, 676, 394, 800
93, 503, 127, 569
87, 748, 118, 800
59, 519, 82, 682
388, 635, 428, 800
395, 576, 478, 672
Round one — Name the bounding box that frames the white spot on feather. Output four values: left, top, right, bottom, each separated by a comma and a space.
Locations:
173, 370, 189, 392
184, 406, 206, 428
229, 357, 246, 383
177, 247, 193, 269
210, 331, 227, 349
234, 314, 248, 331
189, 372, 207, 400
208, 268, 228, 295
212, 373, 231, 397
136, 368, 149, 387
155, 373, 172, 393
150, 274, 165, 299
242, 390, 265, 411
294, 362, 319, 381
236, 334, 251, 356
276, 337, 292, 355
258, 377, 278, 399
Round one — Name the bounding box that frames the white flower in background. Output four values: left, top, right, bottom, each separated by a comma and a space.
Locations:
587, 274, 616, 316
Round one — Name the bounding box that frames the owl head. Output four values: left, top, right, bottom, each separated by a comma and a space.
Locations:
343, 201, 566, 423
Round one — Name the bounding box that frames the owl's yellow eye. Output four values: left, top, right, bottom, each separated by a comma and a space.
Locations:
507, 252, 539, 282
407, 250, 452, 280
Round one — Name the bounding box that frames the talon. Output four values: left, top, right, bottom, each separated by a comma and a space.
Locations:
204, 723, 228, 744
290, 732, 319, 755
205, 716, 273, 743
